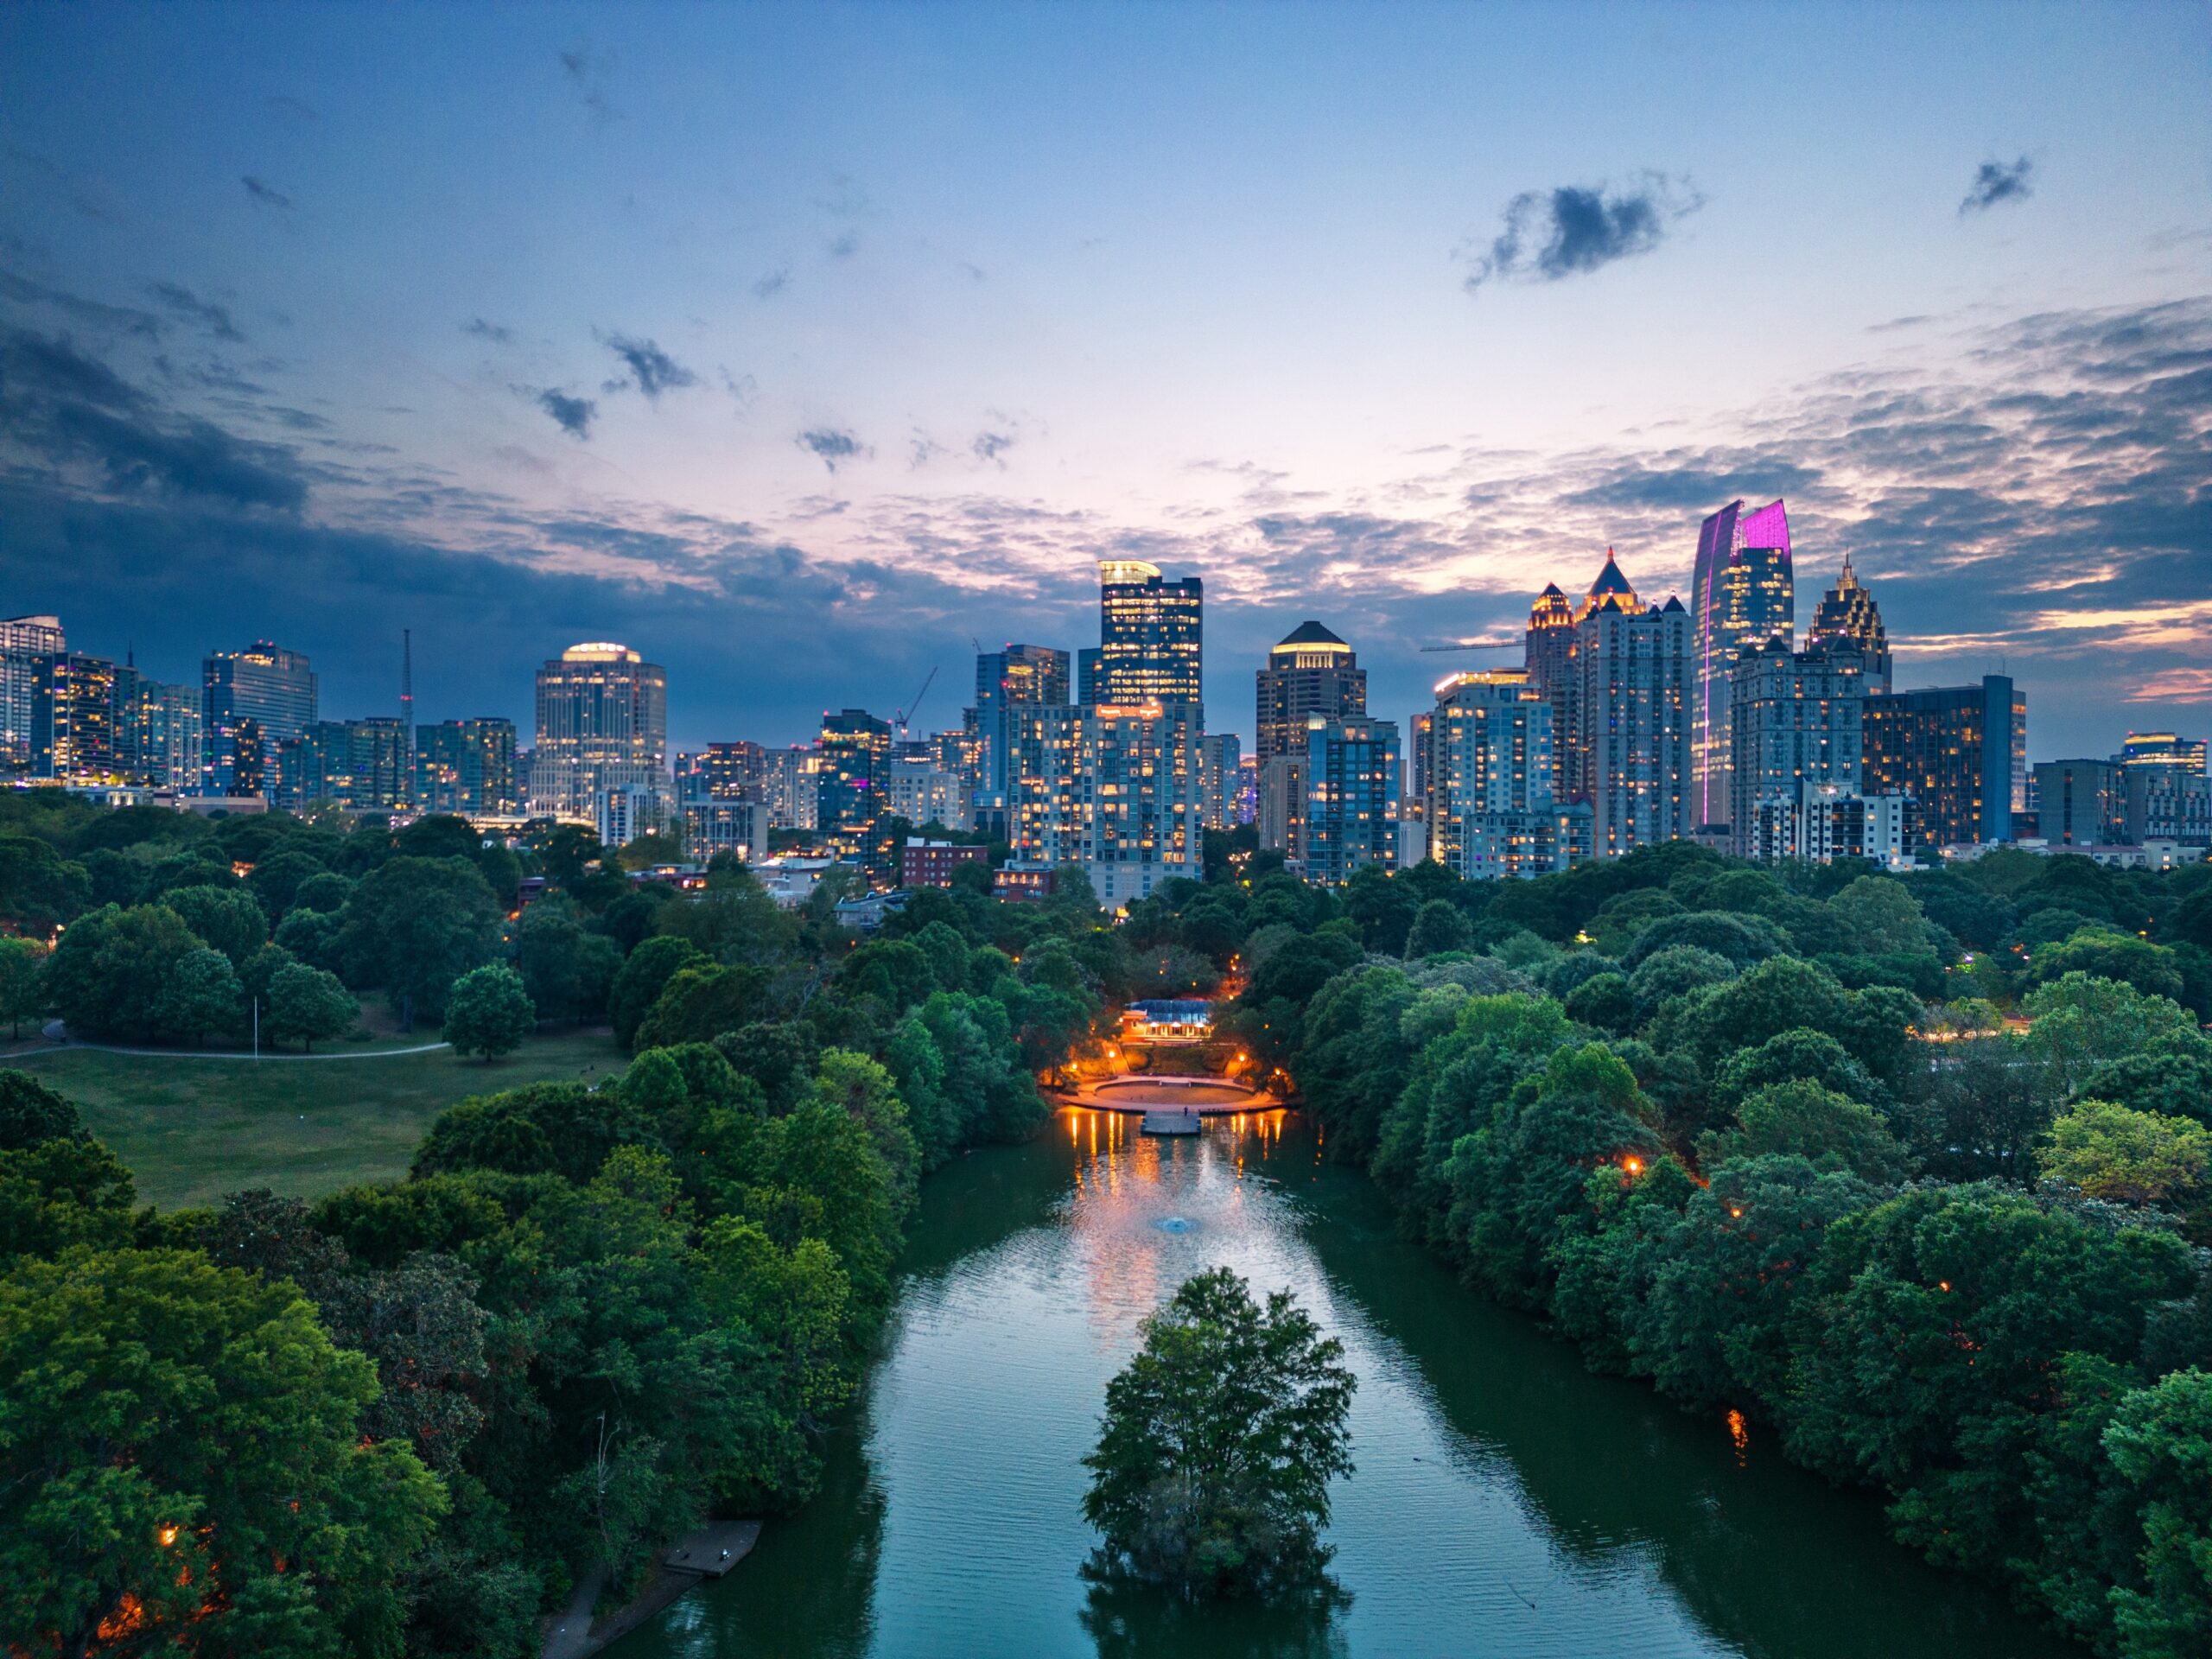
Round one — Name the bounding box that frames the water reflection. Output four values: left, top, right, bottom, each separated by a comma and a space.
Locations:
609, 1111, 2075, 1659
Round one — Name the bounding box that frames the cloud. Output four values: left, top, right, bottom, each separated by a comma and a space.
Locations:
1960, 156, 2034, 215
752, 266, 791, 300
827, 232, 859, 260
240, 175, 294, 212
0, 270, 162, 339
147, 283, 244, 342
534, 389, 596, 439
265, 95, 318, 124
798, 428, 867, 472
0, 327, 307, 509
596, 331, 697, 400
972, 429, 1017, 467
1459, 172, 1702, 293
463, 316, 514, 345
559, 44, 620, 125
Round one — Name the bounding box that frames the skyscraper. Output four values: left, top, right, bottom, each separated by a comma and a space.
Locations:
204, 641, 318, 797
1428, 668, 1586, 879
1007, 699, 1200, 907
1576, 575, 1693, 858
1690, 499, 1795, 831
1726, 636, 1869, 857
677, 741, 768, 804
1198, 733, 1242, 831
818, 709, 894, 880
0, 615, 66, 776
276, 718, 410, 812
1302, 715, 1400, 886
973, 644, 1071, 831
1255, 621, 1365, 763
1863, 676, 2019, 849
1804, 554, 1891, 694
416, 718, 518, 816
530, 642, 667, 817
2117, 732, 2208, 774
1523, 582, 1578, 794
31, 652, 118, 780
111, 674, 202, 791
2031, 759, 2126, 847
1096, 560, 1202, 708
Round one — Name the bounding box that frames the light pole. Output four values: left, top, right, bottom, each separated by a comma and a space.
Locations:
251, 995, 259, 1059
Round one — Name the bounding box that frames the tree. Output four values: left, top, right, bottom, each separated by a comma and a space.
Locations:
2041, 1099, 2210, 1209
162, 881, 271, 967
266, 961, 361, 1052
442, 964, 536, 1061
0, 937, 46, 1039
609, 935, 704, 1050
0, 833, 90, 935
2080, 1039, 2212, 1130
1696, 1080, 1915, 1184
2031, 929, 2186, 1002
2024, 973, 2197, 1098
41, 903, 205, 1042
1827, 874, 1929, 957
0, 1070, 79, 1151
515, 898, 620, 1024
0, 1246, 445, 1657
1403, 899, 1472, 959
340, 856, 503, 1025
156, 946, 243, 1046
1081, 1268, 1355, 1599
2102, 1368, 2212, 1658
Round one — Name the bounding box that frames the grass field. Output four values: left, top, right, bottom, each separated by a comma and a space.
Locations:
6, 1028, 627, 1211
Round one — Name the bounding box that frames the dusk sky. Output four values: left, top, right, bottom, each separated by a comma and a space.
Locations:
2, 2, 2206, 755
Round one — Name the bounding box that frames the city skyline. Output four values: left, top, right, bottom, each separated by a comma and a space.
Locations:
1, 4, 2205, 757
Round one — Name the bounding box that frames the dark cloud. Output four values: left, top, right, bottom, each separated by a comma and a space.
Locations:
534, 389, 596, 440
798, 427, 866, 472
147, 283, 244, 342
0, 270, 162, 339
596, 331, 697, 400
827, 232, 859, 260
0, 327, 306, 509
240, 175, 294, 212
752, 266, 791, 300
1960, 156, 2034, 215
1460, 173, 1702, 293
463, 316, 514, 345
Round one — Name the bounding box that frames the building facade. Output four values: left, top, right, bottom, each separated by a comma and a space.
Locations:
1095, 560, 1202, 707
1576, 587, 1693, 858
1689, 499, 1795, 831
1255, 621, 1364, 763
1007, 700, 1200, 908
416, 718, 518, 816
31, 652, 118, 780
818, 709, 894, 880
1744, 780, 1914, 868
204, 641, 318, 797
1, 615, 67, 776
677, 741, 767, 804
531, 642, 667, 817
1864, 676, 2020, 849
2121, 766, 2210, 849
276, 717, 410, 812
1428, 668, 1586, 879
2032, 759, 2126, 848
1257, 753, 1307, 861
973, 645, 1071, 831
885, 759, 969, 830
1804, 554, 1892, 694
1726, 637, 1869, 858
901, 838, 988, 887
1302, 715, 1399, 886
1198, 733, 1242, 831
683, 798, 770, 863
2118, 731, 2207, 774
1523, 582, 1578, 796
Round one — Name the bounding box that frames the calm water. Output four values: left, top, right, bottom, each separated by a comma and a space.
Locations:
613, 1110, 2076, 1659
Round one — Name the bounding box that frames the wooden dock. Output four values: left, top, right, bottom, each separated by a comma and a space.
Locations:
1141, 1109, 1203, 1135
664, 1520, 760, 1579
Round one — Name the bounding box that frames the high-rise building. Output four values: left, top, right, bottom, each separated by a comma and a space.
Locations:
1302, 715, 1399, 886
1255, 622, 1364, 763
1576, 576, 1693, 858
110, 675, 202, 791
1804, 554, 1891, 694
818, 709, 894, 880
2120, 766, 2210, 849
974, 645, 1071, 831
2031, 760, 2126, 848
1864, 676, 2019, 849
683, 798, 771, 863
2117, 732, 2208, 774
761, 746, 823, 831
1523, 582, 1579, 795
1096, 560, 1202, 708
1408, 711, 1434, 817
885, 759, 969, 830
1008, 700, 1200, 908
1428, 668, 1586, 880
1, 616, 67, 776
1198, 733, 1242, 831
1234, 754, 1259, 827
1726, 637, 1869, 857
677, 741, 768, 804
31, 652, 118, 780
1745, 779, 1915, 868
1690, 499, 1795, 831
204, 641, 317, 797
531, 642, 666, 817
1257, 754, 1307, 861
416, 718, 518, 816
276, 717, 410, 812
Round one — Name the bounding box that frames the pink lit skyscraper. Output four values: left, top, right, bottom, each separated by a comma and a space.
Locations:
1689, 499, 1794, 833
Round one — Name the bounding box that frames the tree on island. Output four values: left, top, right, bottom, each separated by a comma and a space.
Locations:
1082, 1267, 1355, 1599
443, 963, 536, 1061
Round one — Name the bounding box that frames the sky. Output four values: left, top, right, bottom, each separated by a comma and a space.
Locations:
1, 1, 2206, 758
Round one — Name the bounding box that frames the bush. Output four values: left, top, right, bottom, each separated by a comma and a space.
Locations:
442, 965, 536, 1061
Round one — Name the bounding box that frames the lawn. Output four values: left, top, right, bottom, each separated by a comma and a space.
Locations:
7, 1028, 627, 1211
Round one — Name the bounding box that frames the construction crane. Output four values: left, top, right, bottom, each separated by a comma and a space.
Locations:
894, 665, 938, 741
1418, 637, 1520, 654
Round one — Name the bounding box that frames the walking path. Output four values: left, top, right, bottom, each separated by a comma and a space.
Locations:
24, 1020, 451, 1061
539, 1522, 760, 1659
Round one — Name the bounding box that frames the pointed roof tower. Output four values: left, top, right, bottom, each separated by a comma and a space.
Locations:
1579, 550, 1641, 617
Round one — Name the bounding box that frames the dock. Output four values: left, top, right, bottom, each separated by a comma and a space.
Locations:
1141, 1109, 1203, 1135
664, 1520, 761, 1578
